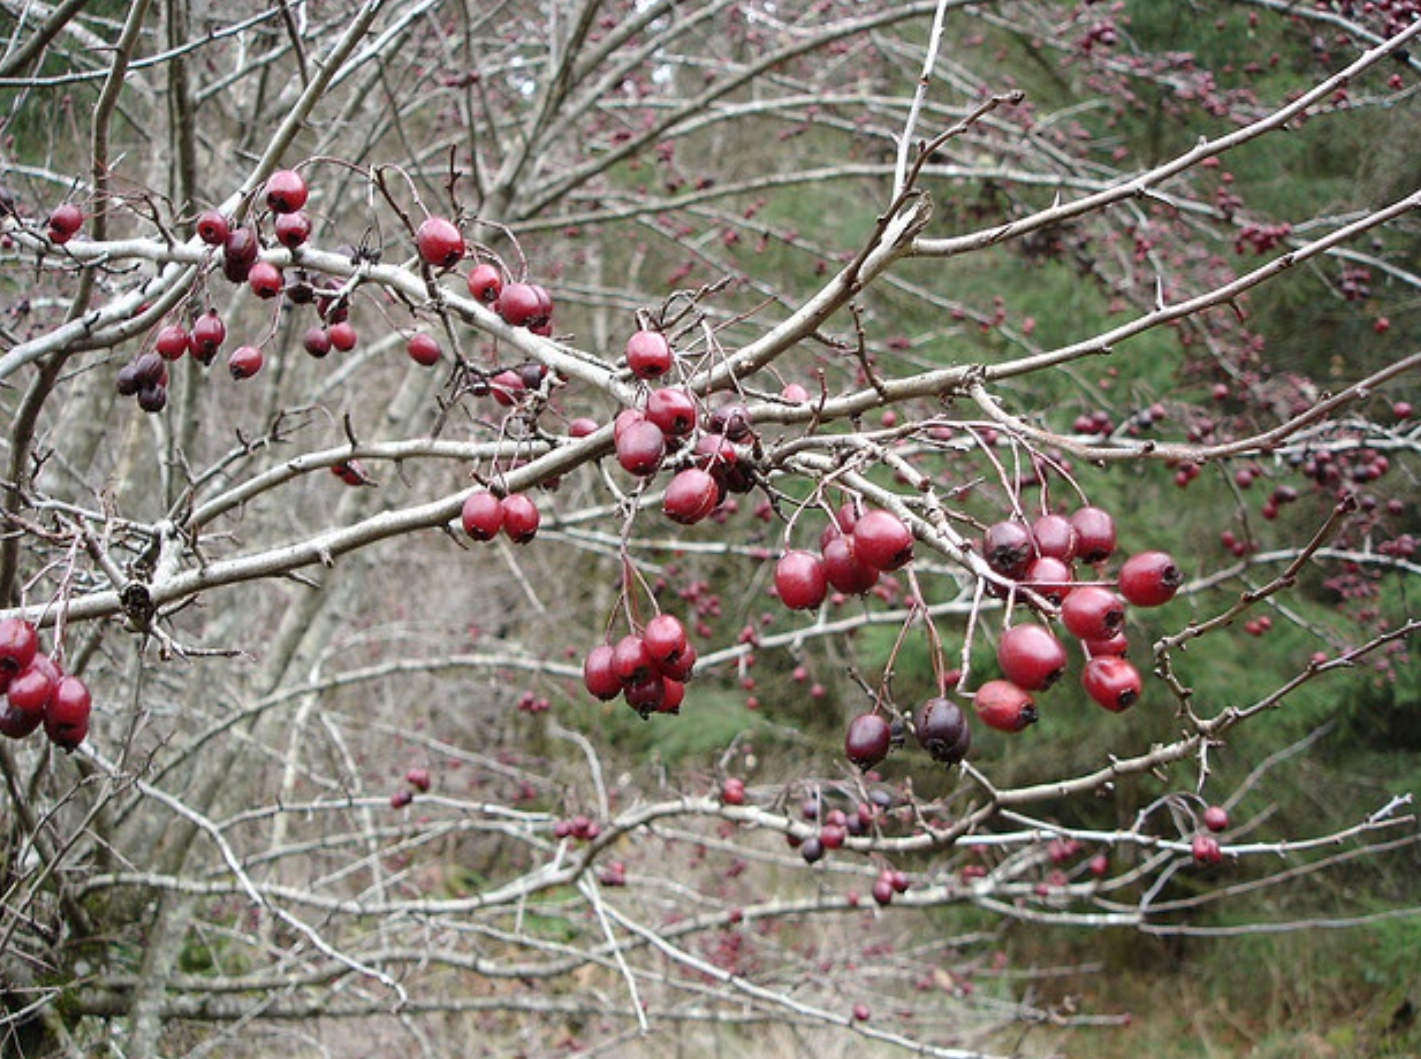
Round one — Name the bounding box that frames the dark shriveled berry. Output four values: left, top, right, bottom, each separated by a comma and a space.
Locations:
913, 696, 971, 763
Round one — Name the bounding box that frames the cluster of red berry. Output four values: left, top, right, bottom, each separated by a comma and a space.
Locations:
389, 765, 431, 809
0, 618, 91, 751
582, 613, 695, 718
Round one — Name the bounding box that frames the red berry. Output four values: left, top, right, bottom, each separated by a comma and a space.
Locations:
871, 877, 895, 906
44, 675, 90, 750
663, 468, 719, 525
499, 494, 540, 543
467, 263, 503, 305
1084, 632, 1129, 658
775, 550, 828, 611
155, 325, 189, 360
852, 1003, 871, 1022
416, 216, 465, 268
490, 369, 525, 406
1081, 656, 1141, 712
1203, 805, 1230, 832
845, 713, 892, 770
821, 535, 878, 595
568, 416, 599, 438
643, 614, 689, 672
247, 260, 283, 299
195, 209, 230, 246
0, 703, 43, 740
227, 345, 264, 380
983, 520, 1033, 579
189, 310, 226, 363
391, 788, 414, 809
1070, 506, 1117, 563
1024, 556, 1074, 605
405, 767, 431, 793
852, 509, 913, 572
1118, 550, 1183, 607
1191, 833, 1223, 866
913, 696, 971, 763
303, 327, 332, 358
274, 211, 311, 249
47, 203, 83, 243
1031, 513, 1078, 561
615, 419, 666, 477
1061, 585, 1126, 642
496, 282, 542, 327
583, 645, 622, 701
996, 624, 1068, 691
645, 387, 697, 437
612, 634, 655, 687
223, 225, 260, 268
721, 777, 746, 805
973, 679, 1037, 732
655, 675, 686, 714
658, 641, 697, 683
0, 618, 38, 677
405, 332, 441, 366
625, 330, 673, 380
264, 169, 308, 213
327, 321, 357, 351
461, 490, 504, 541
7, 655, 60, 715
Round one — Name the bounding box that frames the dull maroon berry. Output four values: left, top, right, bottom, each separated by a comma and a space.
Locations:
583, 645, 622, 701
1118, 550, 1183, 608
821, 535, 878, 595
189, 310, 226, 363
983, 520, 1033, 579
227, 345, 264, 379
467, 263, 503, 305
137, 384, 168, 413
625, 330, 673, 380
496, 282, 542, 327
416, 216, 465, 268
274, 210, 311, 248
327, 321, 357, 352
1081, 656, 1141, 712
303, 327, 332, 358
1070, 506, 1117, 564
1031, 513, 1078, 561
775, 550, 828, 611
155, 325, 189, 360
499, 494, 540, 543
195, 209, 230, 245
663, 468, 719, 524
1061, 585, 1126, 642
264, 169, 308, 213
44, 675, 90, 750
997, 624, 1068, 691
1203, 805, 1229, 832
615, 419, 666, 477
0, 618, 38, 679
461, 491, 503, 541
973, 679, 1037, 732
0, 703, 42, 740
852, 509, 913, 572
247, 260, 283, 298
845, 713, 892, 770
47, 203, 82, 243
405, 332, 441, 366
913, 696, 971, 763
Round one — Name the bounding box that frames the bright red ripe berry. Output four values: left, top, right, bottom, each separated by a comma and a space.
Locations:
1118, 550, 1183, 608
663, 468, 719, 524
1203, 805, 1229, 832
405, 332, 441, 366
583, 645, 622, 701
327, 321, 357, 352
612, 634, 655, 687
303, 327, 332, 358
155, 325, 190, 360
1024, 556, 1074, 605
0, 618, 38, 678
997, 624, 1068, 691
1070, 506, 1117, 564
227, 345, 264, 379
461, 490, 503, 541
775, 550, 828, 611
655, 675, 686, 714
188, 311, 226, 363
499, 494, 540, 544
247, 260, 283, 298
645, 387, 697, 437
416, 216, 465, 268
625, 330, 673, 380
643, 613, 689, 671
913, 696, 971, 763
467, 263, 503, 305
47, 203, 83, 243
1191, 833, 1223, 866
983, 520, 1033, 579
973, 679, 1038, 732
44, 675, 90, 750
615, 419, 666, 477
195, 209, 230, 245
496, 282, 542, 327
845, 713, 892, 770
7, 655, 60, 715
852, 509, 913, 572
264, 169, 308, 213
821, 535, 878, 595
1031, 513, 1078, 561
1082, 656, 1141, 712
273, 210, 311, 249
1061, 585, 1126, 642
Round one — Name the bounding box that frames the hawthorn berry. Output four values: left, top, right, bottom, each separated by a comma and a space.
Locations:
645, 387, 697, 437
1081, 656, 1141, 712
328, 321, 357, 352
1191, 833, 1223, 866
247, 260, 284, 298
821, 535, 878, 595
416, 216, 465, 268
155, 325, 189, 360
496, 282, 542, 327
227, 345, 264, 380
643, 614, 689, 672
188, 310, 226, 363
490, 369, 525, 406
1031, 513, 1078, 561
467, 263, 503, 305
913, 696, 971, 763
0, 618, 38, 680
195, 209, 230, 245
1070, 506, 1117, 564
273, 210, 311, 249
663, 468, 719, 525
1023, 556, 1074, 605
264, 169, 308, 213
721, 777, 746, 805
844, 713, 892, 770
625, 330, 673, 380
567, 416, 599, 438
996, 624, 1068, 691
1118, 550, 1183, 608
7, 655, 60, 715
852, 509, 913, 572
583, 645, 622, 701
44, 675, 90, 750
983, 520, 1033, 579
0, 703, 42, 740
461, 491, 504, 541
611, 634, 655, 687
972, 679, 1038, 732
46, 203, 82, 243
303, 327, 332, 358
615, 419, 666, 477
1060, 585, 1126, 642
405, 332, 441, 366
1203, 805, 1230, 832
775, 550, 828, 611
405, 767, 432, 793
499, 494, 540, 544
